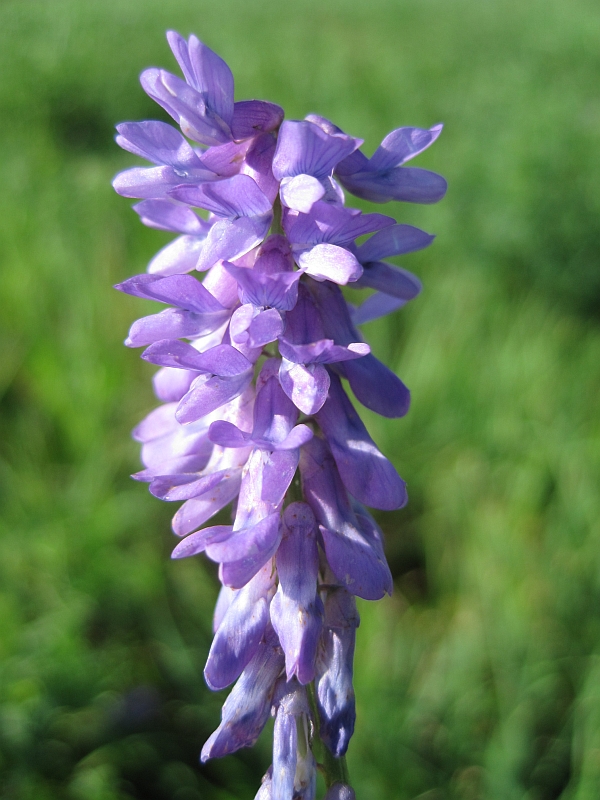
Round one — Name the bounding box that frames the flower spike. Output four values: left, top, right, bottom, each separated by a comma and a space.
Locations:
113, 29, 444, 799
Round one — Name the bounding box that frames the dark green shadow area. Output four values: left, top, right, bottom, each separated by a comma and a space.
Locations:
1, 0, 599, 797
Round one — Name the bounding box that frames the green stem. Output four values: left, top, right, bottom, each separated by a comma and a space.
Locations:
307, 683, 351, 789
270, 194, 283, 235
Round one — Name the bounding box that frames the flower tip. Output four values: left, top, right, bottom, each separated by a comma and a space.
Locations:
199, 740, 213, 764
348, 343, 370, 356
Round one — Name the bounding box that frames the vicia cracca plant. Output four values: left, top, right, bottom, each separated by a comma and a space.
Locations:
113, 30, 445, 800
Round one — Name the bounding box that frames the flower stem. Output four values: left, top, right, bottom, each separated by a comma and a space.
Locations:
307, 682, 351, 789
270, 195, 283, 235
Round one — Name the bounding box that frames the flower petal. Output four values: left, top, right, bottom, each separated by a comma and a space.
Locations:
368, 124, 444, 171
315, 373, 407, 510
355, 223, 434, 263
204, 561, 275, 690
297, 244, 363, 285
115, 120, 204, 167
231, 100, 284, 141
200, 627, 284, 761
280, 174, 325, 213
166, 31, 235, 125
133, 200, 210, 235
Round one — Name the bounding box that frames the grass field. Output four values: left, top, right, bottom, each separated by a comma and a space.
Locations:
1, 0, 599, 797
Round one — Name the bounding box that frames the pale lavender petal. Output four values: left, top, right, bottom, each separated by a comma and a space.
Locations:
213, 514, 283, 589
284, 201, 394, 248
240, 132, 279, 203
204, 561, 275, 690
234, 448, 298, 530
176, 370, 253, 423
224, 264, 301, 311
172, 470, 243, 536
230, 304, 255, 344
166, 31, 234, 125
315, 589, 359, 757
171, 524, 233, 559
112, 166, 214, 200
254, 770, 273, 800
254, 234, 294, 275
350, 293, 406, 325
251, 368, 298, 447
353, 260, 422, 300
199, 139, 252, 176
231, 100, 284, 141
207, 513, 280, 564
140, 68, 232, 146
195, 215, 272, 271
368, 124, 443, 171
272, 707, 296, 800
132, 451, 211, 482
170, 174, 273, 219
150, 467, 235, 501
208, 420, 252, 448
315, 373, 407, 510
201, 628, 284, 761
153, 366, 197, 402
148, 235, 207, 275
140, 428, 212, 472
202, 259, 241, 306
213, 584, 235, 633
279, 174, 325, 213
278, 339, 369, 365
297, 244, 362, 285
247, 308, 284, 346
270, 503, 323, 684
132, 402, 179, 443
133, 200, 210, 235
115, 120, 204, 167
272, 120, 361, 181
142, 341, 251, 375
355, 223, 434, 263
276, 424, 313, 451
116, 273, 226, 313
279, 360, 330, 416
303, 113, 345, 135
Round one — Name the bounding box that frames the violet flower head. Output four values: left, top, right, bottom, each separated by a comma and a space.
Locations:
113, 30, 445, 799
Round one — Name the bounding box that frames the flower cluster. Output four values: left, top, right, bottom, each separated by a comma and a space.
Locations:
113, 31, 445, 800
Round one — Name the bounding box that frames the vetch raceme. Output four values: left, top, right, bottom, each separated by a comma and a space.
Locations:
113, 31, 445, 799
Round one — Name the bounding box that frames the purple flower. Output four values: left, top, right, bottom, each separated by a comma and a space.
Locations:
270, 503, 323, 685
307, 114, 447, 204
272, 120, 361, 212
114, 29, 445, 798
315, 588, 359, 758
283, 201, 395, 285
170, 174, 274, 269
271, 679, 317, 800
142, 31, 283, 147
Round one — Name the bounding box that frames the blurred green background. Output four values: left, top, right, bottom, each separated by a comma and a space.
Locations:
1, 0, 599, 797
